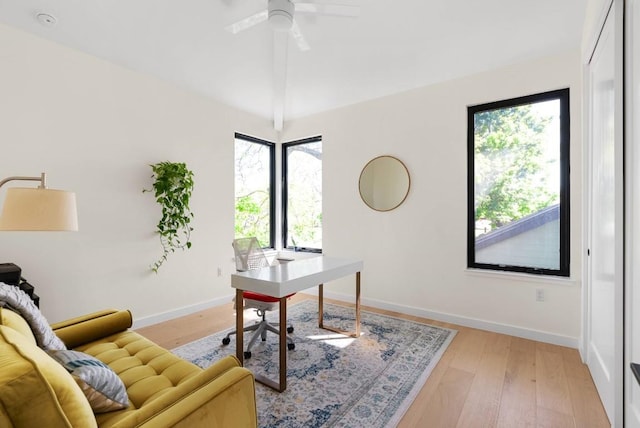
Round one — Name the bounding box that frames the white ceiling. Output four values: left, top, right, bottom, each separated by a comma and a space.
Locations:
0, 0, 587, 128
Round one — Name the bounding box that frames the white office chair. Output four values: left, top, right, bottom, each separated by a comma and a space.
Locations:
222, 237, 295, 359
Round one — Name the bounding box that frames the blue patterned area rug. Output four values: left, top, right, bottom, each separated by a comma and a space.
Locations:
172, 300, 456, 428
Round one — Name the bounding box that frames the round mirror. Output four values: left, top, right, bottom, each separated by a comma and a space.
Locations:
359, 156, 410, 211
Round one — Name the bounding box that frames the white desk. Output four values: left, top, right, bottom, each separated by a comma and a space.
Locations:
231, 256, 363, 392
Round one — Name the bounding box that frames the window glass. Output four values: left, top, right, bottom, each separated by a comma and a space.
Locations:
283, 137, 322, 252
468, 89, 570, 276
234, 134, 275, 247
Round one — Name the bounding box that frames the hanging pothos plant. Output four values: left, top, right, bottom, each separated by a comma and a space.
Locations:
143, 161, 194, 273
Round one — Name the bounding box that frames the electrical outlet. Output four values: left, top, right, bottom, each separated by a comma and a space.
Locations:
536, 288, 545, 302
217, 267, 222, 277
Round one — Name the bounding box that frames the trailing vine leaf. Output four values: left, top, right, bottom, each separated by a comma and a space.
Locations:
143, 162, 194, 272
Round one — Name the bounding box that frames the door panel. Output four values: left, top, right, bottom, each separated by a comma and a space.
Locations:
586, 1, 623, 425
626, 0, 640, 425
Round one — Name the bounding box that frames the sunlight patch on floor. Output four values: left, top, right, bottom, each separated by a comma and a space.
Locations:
306, 333, 359, 348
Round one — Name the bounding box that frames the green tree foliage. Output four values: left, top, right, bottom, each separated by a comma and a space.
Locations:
474, 104, 557, 231
285, 142, 322, 249
235, 193, 270, 246
235, 140, 271, 245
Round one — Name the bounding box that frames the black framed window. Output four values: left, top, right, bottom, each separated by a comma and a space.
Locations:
282, 136, 322, 252
234, 133, 275, 248
467, 89, 570, 276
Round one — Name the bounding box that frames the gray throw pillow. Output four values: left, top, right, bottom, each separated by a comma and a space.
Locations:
48, 349, 128, 413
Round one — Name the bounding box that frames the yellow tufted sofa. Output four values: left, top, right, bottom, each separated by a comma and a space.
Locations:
0, 307, 258, 428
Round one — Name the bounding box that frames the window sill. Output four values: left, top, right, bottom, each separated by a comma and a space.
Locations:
464, 268, 578, 286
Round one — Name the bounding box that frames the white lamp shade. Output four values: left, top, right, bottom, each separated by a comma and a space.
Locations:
0, 187, 78, 231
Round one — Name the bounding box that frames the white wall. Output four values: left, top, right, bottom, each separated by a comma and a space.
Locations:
0, 23, 276, 324
282, 51, 583, 346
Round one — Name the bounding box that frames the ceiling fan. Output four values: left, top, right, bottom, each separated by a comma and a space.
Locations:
225, 0, 359, 131
225, 0, 360, 52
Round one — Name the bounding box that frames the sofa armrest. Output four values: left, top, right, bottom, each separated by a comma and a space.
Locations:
113, 356, 257, 428
51, 309, 133, 349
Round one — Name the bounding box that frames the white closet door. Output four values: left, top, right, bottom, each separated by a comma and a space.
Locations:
626, 0, 640, 425
586, 0, 624, 425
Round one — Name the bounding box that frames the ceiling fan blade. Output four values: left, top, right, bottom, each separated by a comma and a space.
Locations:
224, 10, 268, 34
290, 20, 310, 52
295, 3, 360, 18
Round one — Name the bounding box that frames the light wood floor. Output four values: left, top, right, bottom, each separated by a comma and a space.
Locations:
137, 294, 610, 428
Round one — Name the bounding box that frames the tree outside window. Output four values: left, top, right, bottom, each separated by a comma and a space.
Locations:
234, 134, 274, 247
283, 137, 322, 252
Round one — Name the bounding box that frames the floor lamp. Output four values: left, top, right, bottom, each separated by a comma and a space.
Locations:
0, 173, 78, 231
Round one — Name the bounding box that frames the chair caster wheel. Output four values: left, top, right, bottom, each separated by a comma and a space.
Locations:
287, 326, 294, 334
261, 337, 267, 342
222, 337, 230, 345
287, 343, 295, 351
244, 351, 252, 359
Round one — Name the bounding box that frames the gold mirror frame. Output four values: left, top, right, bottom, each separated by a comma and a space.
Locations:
358, 155, 410, 212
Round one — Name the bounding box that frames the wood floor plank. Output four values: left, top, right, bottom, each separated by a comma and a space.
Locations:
566, 372, 611, 428
449, 328, 491, 373
560, 346, 592, 380
536, 347, 573, 416
411, 367, 474, 428
510, 336, 537, 353
483, 331, 512, 356
455, 342, 509, 428
496, 344, 537, 428
536, 406, 576, 428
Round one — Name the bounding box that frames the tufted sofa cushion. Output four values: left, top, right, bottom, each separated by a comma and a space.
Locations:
74, 331, 203, 427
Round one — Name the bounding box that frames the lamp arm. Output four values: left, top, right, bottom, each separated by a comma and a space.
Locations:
0, 173, 46, 189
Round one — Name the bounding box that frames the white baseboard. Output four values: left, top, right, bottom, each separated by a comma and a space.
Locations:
132, 295, 233, 329
305, 288, 579, 349
133, 289, 579, 349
